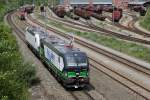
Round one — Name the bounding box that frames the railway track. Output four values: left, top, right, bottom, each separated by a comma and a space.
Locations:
30, 12, 150, 77
70, 90, 94, 100
89, 58, 150, 100
44, 10, 150, 45
28, 14, 150, 100
49, 6, 149, 38
98, 10, 150, 37
116, 14, 150, 37
7, 9, 150, 100
86, 20, 150, 44
106, 15, 150, 37
7, 11, 105, 100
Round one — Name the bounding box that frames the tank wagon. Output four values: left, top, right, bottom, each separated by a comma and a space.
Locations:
25, 26, 90, 88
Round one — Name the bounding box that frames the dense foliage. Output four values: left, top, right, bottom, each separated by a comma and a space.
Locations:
140, 7, 150, 30
0, 0, 42, 100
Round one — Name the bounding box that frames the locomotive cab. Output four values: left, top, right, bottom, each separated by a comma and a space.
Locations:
63, 52, 89, 88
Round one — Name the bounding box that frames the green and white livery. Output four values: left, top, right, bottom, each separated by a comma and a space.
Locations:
25, 26, 89, 88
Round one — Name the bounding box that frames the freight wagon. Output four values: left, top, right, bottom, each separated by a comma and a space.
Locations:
92, 13, 106, 21
112, 8, 122, 22
25, 26, 90, 88
84, 5, 103, 14
24, 5, 34, 14
19, 8, 26, 20
74, 7, 92, 19
66, 11, 80, 20
52, 5, 66, 18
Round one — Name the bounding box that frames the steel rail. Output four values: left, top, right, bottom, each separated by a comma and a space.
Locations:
28, 14, 150, 99
45, 11, 150, 45
29, 15, 150, 75
7, 11, 100, 100
8, 10, 150, 100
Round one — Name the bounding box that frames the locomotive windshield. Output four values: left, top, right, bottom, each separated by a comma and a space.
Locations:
65, 52, 88, 67
66, 56, 77, 66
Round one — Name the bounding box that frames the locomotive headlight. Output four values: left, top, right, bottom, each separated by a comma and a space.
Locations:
87, 72, 88, 76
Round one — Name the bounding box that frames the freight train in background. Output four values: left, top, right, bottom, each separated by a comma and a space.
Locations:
19, 5, 35, 20
51, 5, 80, 20
25, 26, 90, 88
51, 5, 66, 18
50, 0, 150, 21
74, 7, 92, 19
50, 4, 122, 21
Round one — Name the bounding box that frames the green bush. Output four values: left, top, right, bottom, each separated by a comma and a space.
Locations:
0, 23, 38, 100
140, 7, 150, 30
0, 71, 28, 100
0, 2, 38, 99
0, 0, 59, 100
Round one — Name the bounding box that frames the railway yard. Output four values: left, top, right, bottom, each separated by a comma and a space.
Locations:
2, 1, 150, 100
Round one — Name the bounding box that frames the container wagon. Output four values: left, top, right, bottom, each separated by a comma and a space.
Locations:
25, 26, 90, 88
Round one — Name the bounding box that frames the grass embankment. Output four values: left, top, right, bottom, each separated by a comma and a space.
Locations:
0, 2, 38, 100
140, 8, 150, 31
39, 15, 150, 63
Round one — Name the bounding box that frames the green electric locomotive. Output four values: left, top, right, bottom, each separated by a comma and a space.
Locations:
25, 26, 89, 88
